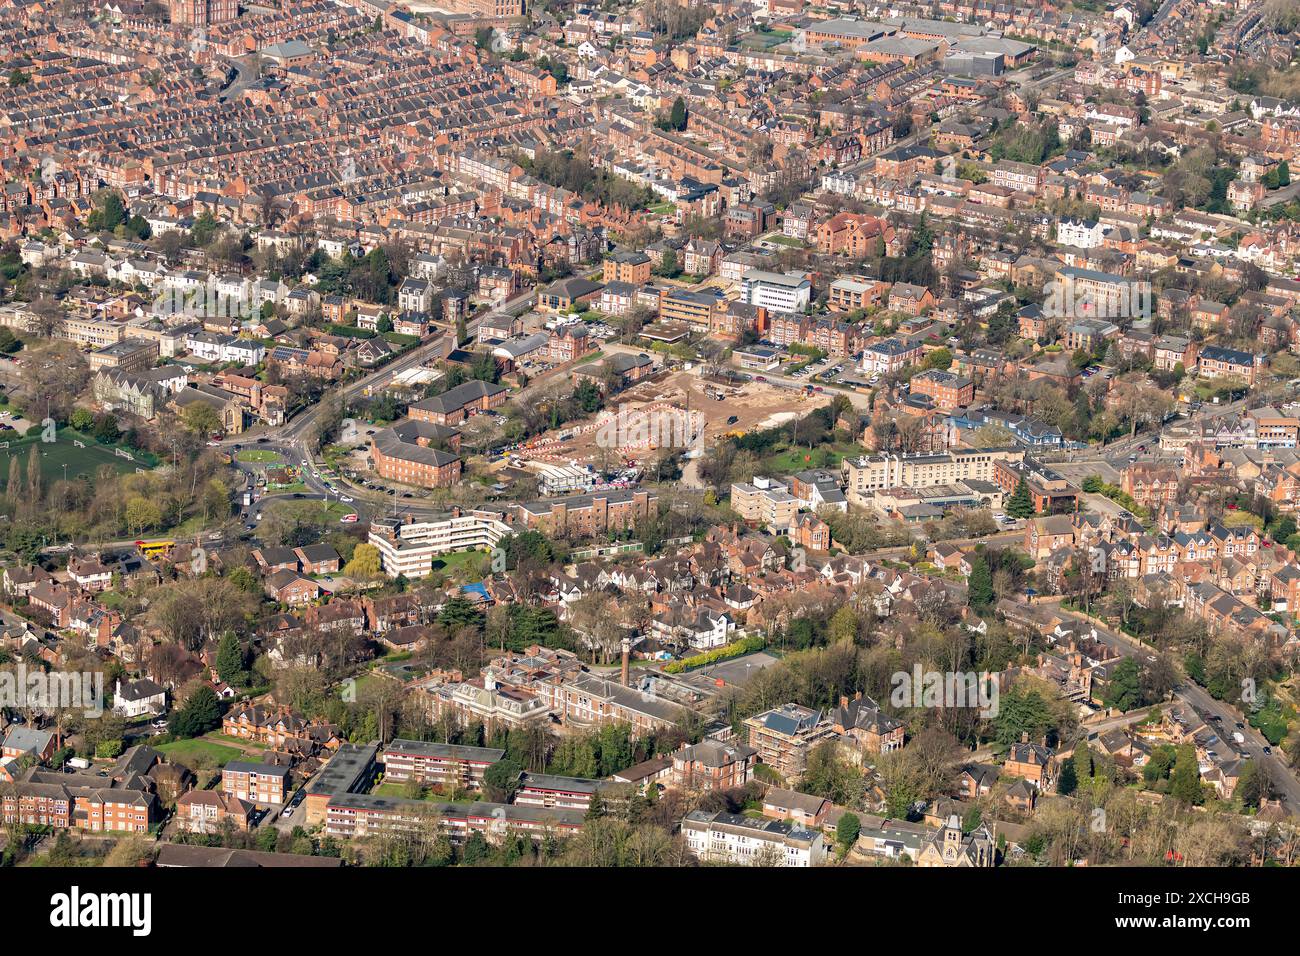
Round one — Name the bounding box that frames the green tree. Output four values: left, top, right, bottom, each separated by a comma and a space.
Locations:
191, 211, 218, 246
438, 595, 484, 631
483, 756, 522, 803
1236, 760, 1265, 808
1170, 744, 1202, 805
967, 555, 994, 609
1056, 756, 1077, 795
836, 811, 860, 856
1103, 657, 1143, 712
470, 350, 499, 383
343, 542, 382, 579
922, 347, 952, 370
828, 605, 859, 643
1005, 479, 1035, 519
1143, 744, 1176, 784
182, 401, 223, 436
228, 566, 259, 594
254, 826, 279, 853
993, 688, 1055, 747
88, 191, 125, 232
124, 496, 162, 535
168, 685, 223, 739
214, 633, 245, 684
669, 96, 687, 131
1073, 741, 1093, 782
656, 249, 680, 278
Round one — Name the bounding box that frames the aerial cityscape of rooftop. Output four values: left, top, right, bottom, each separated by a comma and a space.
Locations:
0, 0, 1299, 910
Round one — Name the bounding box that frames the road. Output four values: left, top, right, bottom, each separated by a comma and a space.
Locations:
217, 55, 260, 103
1262, 178, 1300, 209
1048, 601, 1300, 814
216, 288, 538, 527
1082, 704, 1158, 738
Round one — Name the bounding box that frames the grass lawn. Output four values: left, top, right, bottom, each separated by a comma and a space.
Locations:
321, 500, 355, 519
739, 31, 786, 50
373, 782, 475, 803
429, 549, 487, 575
236, 449, 284, 464
645, 201, 676, 215
761, 233, 805, 248
266, 482, 308, 494
157, 738, 247, 767
766, 441, 860, 472
0, 429, 146, 490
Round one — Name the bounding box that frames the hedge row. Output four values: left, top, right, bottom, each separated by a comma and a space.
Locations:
663, 634, 766, 674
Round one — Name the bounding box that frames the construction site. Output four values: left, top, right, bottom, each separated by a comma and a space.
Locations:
503, 365, 831, 470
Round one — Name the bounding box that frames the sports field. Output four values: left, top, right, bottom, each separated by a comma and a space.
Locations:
0, 431, 148, 489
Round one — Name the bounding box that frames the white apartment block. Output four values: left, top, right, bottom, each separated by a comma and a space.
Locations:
682, 810, 826, 867
368, 513, 513, 578
730, 476, 798, 529
741, 269, 811, 313
1056, 218, 1106, 249
185, 331, 265, 364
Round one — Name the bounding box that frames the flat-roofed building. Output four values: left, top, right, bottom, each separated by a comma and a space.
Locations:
367, 512, 513, 578
730, 476, 799, 529
303, 742, 378, 827
844, 448, 1023, 503
381, 739, 504, 791
515, 773, 600, 810
742, 269, 811, 313
828, 275, 887, 312
514, 489, 656, 536
85, 336, 159, 373
222, 760, 289, 806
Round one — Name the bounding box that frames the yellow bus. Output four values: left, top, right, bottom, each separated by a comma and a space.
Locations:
135, 539, 175, 558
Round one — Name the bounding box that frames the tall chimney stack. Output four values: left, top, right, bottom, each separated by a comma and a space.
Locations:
620, 637, 631, 687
